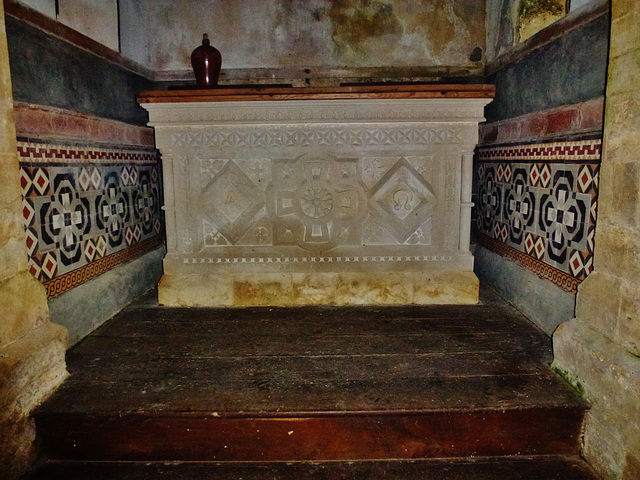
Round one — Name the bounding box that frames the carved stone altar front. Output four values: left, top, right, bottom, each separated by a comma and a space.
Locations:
139, 86, 493, 306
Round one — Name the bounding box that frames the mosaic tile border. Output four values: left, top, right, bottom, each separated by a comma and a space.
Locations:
475, 138, 601, 288
18, 141, 157, 164
477, 233, 580, 293
44, 235, 163, 298
477, 139, 602, 162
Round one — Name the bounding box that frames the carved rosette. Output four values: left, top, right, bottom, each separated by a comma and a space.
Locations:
268, 155, 365, 251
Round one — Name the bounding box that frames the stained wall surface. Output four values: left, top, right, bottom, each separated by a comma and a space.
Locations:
119, 0, 486, 75
473, 2, 609, 333
485, 0, 601, 61
57, 0, 119, 51
15, 0, 55, 17
15, 0, 118, 49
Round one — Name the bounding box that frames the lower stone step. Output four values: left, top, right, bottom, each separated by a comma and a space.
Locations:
27, 456, 601, 480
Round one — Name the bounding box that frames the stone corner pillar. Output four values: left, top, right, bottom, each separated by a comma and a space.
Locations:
0, 321, 68, 479
0, 3, 68, 479
552, 1, 640, 478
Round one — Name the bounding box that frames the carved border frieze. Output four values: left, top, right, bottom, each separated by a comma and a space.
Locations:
183, 255, 453, 264
171, 125, 463, 149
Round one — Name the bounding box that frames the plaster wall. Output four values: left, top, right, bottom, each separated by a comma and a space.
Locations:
57, 0, 119, 52
553, 1, 640, 477
16, 0, 119, 50
569, 0, 595, 11
5, 14, 152, 125
119, 0, 485, 76
485, 9, 609, 122
15, 0, 54, 18
485, 0, 515, 61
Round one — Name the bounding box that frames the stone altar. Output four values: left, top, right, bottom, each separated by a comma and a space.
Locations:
138, 85, 494, 306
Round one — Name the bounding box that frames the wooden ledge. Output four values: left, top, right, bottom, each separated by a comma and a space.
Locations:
137, 84, 495, 104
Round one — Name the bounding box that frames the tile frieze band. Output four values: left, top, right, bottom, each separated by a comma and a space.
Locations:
44, 235, 164, 298
19, 140, 163, 297
18, 141, 158, 164
477, 139, 602, 162
475, 136, 601, 290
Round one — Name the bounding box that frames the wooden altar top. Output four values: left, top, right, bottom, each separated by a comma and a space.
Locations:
137, 84, 495, 104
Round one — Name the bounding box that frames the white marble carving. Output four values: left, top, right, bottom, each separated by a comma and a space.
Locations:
141, 95, 491, 306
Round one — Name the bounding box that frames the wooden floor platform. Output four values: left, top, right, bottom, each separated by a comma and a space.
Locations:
29, 288, 600, 479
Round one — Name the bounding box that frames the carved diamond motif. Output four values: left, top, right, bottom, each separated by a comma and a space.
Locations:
200, 161, 264, 244
369, 158, 436, 243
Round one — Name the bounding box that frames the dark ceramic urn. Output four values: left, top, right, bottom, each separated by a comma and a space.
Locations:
191, 33, 222, 87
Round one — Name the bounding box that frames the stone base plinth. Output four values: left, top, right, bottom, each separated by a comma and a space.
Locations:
553, 320, 640, 479
158, 271, 479, 307
49, 246, 165, 346
0, 322, 67, 480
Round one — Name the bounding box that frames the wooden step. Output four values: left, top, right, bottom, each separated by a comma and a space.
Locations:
27, 457, 601, 480
33, 294, 589, 464
36, 406, 586, 461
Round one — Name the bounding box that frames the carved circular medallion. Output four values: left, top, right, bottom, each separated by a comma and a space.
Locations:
300, 186, 333, 218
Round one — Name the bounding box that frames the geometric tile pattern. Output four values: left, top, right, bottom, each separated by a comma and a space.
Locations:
19, 141, 163, 298
43, 235, 163, 299
476, 138, 601, 289
477, 234, 581, 293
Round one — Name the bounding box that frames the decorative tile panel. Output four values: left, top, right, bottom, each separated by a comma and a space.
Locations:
476, 138, 602, 292
19, 141, 163, 298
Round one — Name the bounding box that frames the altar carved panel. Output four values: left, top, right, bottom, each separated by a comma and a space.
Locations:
183, 153, 440, 254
